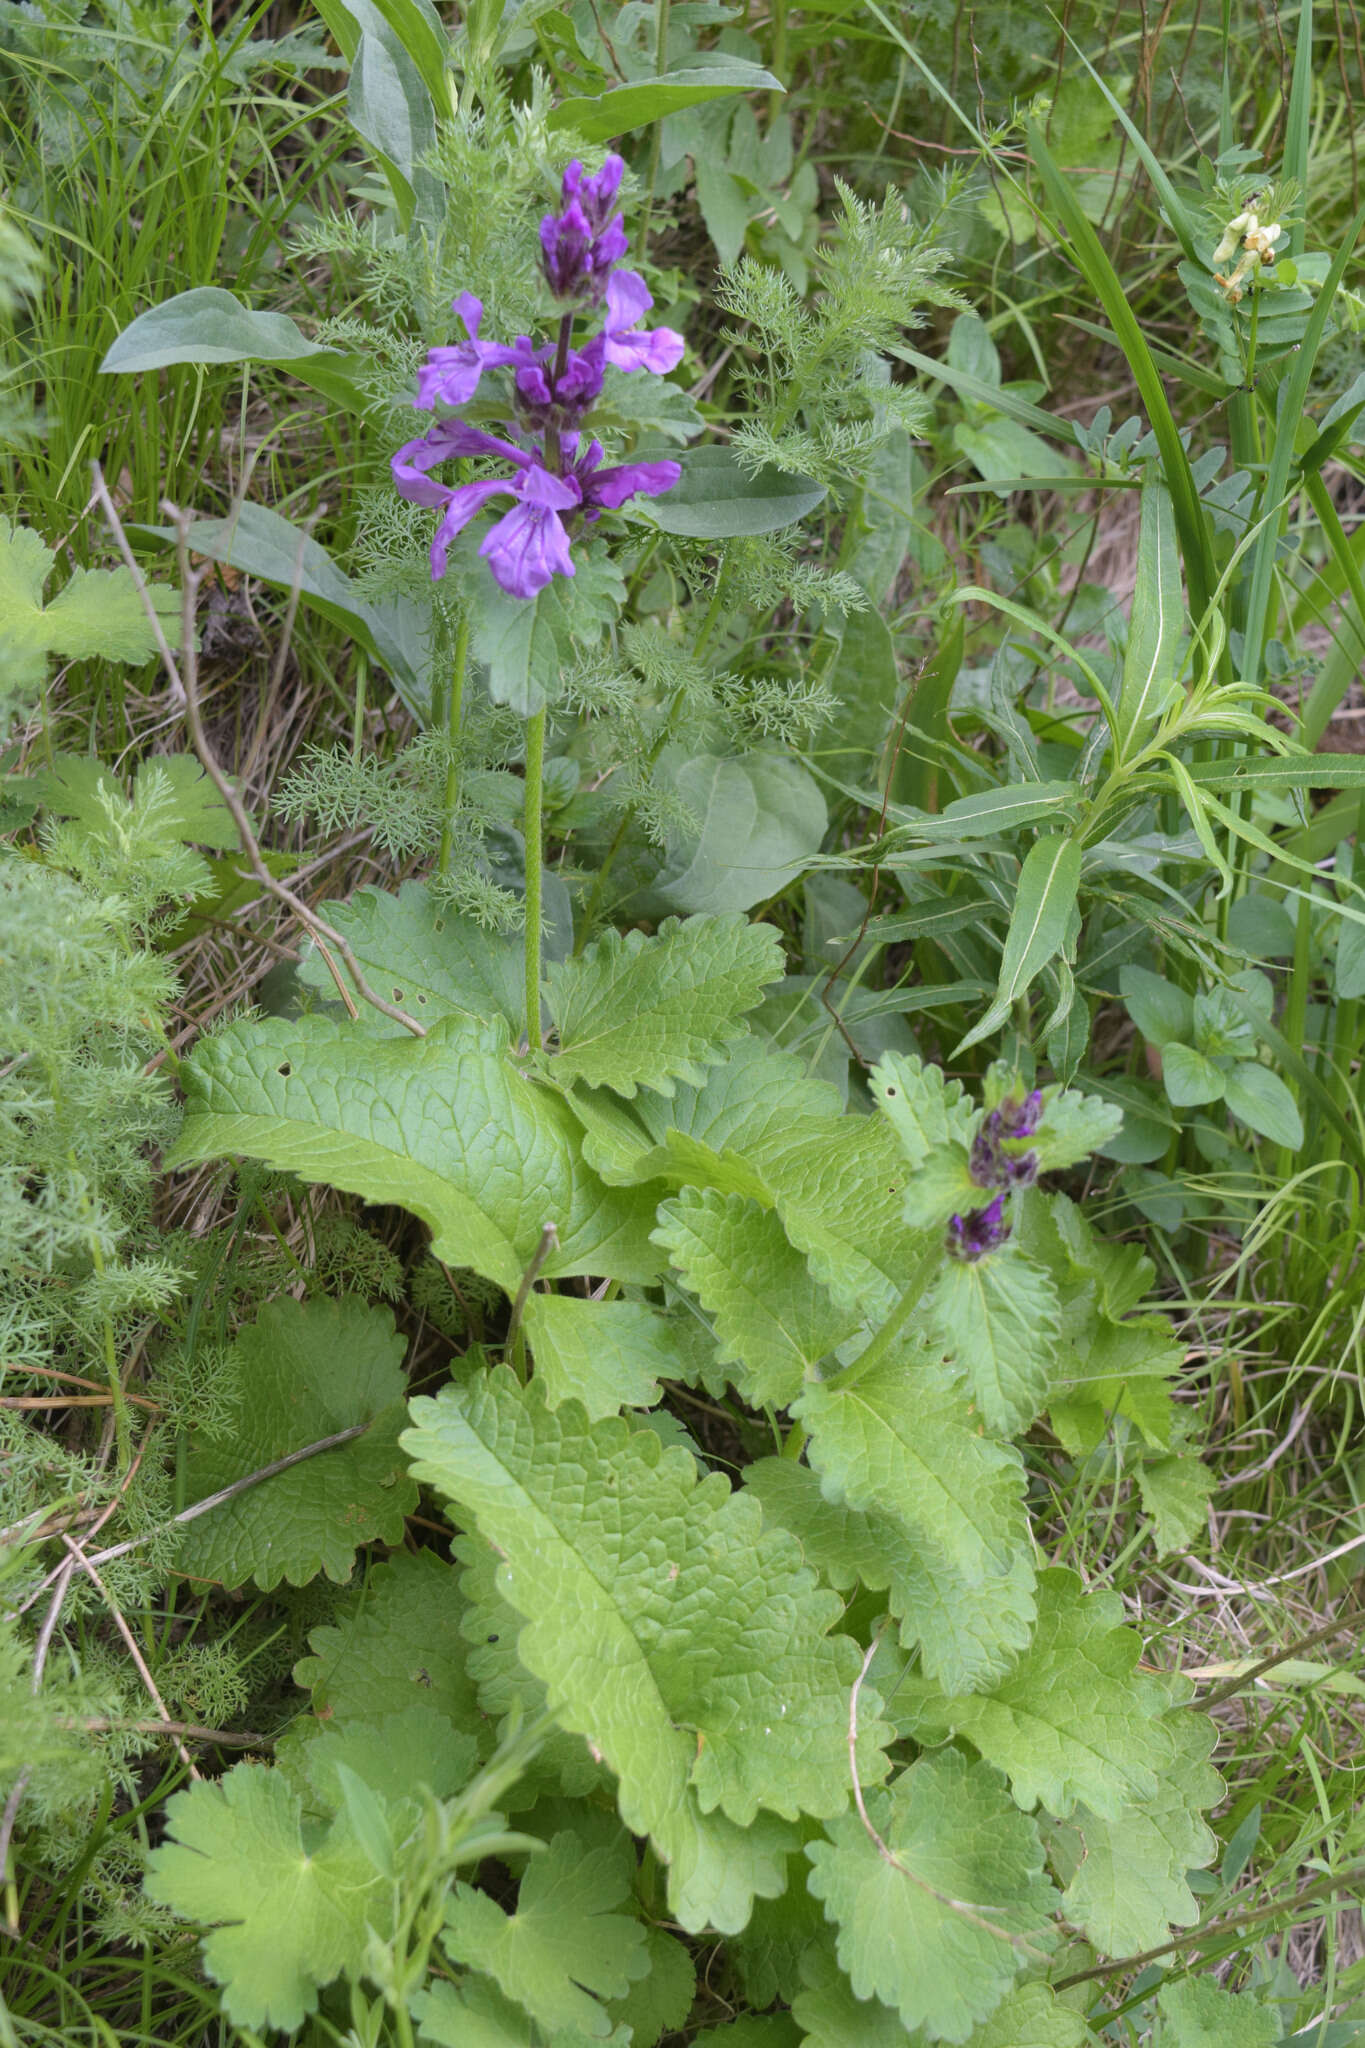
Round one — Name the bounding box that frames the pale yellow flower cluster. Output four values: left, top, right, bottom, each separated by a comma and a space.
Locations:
1210, 209, 1283, 303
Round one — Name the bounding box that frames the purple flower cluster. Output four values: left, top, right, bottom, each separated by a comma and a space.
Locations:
392, 156, 684, 601
947, 1089, 1045, 1263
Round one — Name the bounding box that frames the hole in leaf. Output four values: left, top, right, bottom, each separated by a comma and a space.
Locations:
393, 987, 403, 1001
417, 993, 427, 1005
277, 1062, 292, 1077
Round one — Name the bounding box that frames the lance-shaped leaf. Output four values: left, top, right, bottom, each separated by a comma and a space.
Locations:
174, 1297, 417, 1591
144, 1765, 385, 2031
166, 1014, 660, 1294
957, 835, 1082, 1055
442, 1829, 650, 2038
653, 1190, 859, 1407
928, 1246, 1063, 1434
904, 1568, 1176, 1818
805, 1748, 1057, 2041
521, 1295, 696, 1418
792, 1340, 1036, 1693
1059, 1691, 1221, 1953
545, 915, 785, 1097
101, 288, 368, 412
1114, 475, 1185, 761
402, 1373, 889, 1931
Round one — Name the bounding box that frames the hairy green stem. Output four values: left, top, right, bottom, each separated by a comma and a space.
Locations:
831, 1240, 942, 1392
638, 0, 671, 251
523, 706, 547, 1051
437, 617, 470, 877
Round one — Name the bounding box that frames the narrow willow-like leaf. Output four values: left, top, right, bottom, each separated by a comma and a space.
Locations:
1115, 475, 1185, 762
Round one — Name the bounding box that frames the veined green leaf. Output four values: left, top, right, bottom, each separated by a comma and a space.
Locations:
549, 61, 783, 144
1115, 475, 1185, 761
101, 289, 369, 412
957, 835, 1081, 1053
521, 1295, 695, 1418
403, 1373, 889, 1931
165, 1013, 660, 1293
545, 915, 784, 1097
806, 1749, 1057, 2039
793, 1338, 1036, 1691
646, 448, 825, 538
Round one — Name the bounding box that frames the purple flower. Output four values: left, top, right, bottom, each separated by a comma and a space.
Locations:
969, 1089, 1045, 1190
541, 156, 630, 303
414, 293, 540, 411
391, 424, 680, 598
601, 271, 684, 376
947, 1194, 1010, 1262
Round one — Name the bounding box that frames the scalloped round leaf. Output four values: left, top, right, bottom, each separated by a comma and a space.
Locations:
173, 1296, 416, 1592
292, 1549, 481, 1736
805, 1748, 1057, 2040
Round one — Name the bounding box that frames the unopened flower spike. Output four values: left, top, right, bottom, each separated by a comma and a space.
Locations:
947, 1193, 1011, 1262
393, 153, 684, 600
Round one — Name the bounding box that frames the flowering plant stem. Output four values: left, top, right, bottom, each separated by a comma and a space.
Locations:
437, 616, 470, 878
523, 706, 547, 1051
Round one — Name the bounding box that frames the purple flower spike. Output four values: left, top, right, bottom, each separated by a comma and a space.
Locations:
947, 1194, 1011, 1262
564, 154, 625, 232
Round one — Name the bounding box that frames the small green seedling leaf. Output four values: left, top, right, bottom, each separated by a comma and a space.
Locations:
1223, 1061, 1303, 1147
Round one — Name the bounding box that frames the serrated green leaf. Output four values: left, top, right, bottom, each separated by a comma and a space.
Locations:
293, 1549, 482, 1735
295, 881, 525, 1033
868, 1051, 980, 1228
806, 1748, 1057, 2040
522, 1295, 693, 1417
929, 1247, 1062, 1434
792, 1339, 1036, 1693
1156, 1977, 1281, 2047
144, 1764, 385, 2031
1137, 1451, 1216, 1554
458, 1536, 609, 1803
545, 915, 784, 1097
166, 1013, 660, 1293
653, 1190, 858, 1407
35, 752, 239, 849
568, 1040, 842, 1188
747, 1457, 988, 1686
0, 515, 183, 689
174, 1297, 417, 1591
904, 1568, 1176, 1818
301, 1703, 479, 1807
1060, 1699, 1220, 1954
788, 1941, 910, 2046
793, 1947, 1088, 2048
1031, 1086, 1124, 1171
413, 1973, 630, 2047
442, 1829, 650, 2038
604, 1925, 697, 2048
402, 1373, 888, 1930
868, 1051, 977, 1168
